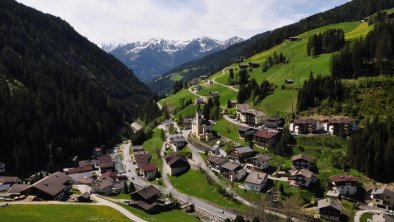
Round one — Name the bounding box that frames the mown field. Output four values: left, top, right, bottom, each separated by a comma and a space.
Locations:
0, 205, 131, 222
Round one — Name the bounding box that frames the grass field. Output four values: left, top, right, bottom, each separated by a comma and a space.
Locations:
168, 169, 248, 211
197, 84, 237, 106
254, 89, 298, 115
159, 89, 196, 113
212, 119, 245, 145
360, 212, 373, 222
142, 128, 164, 171
174, 104, 197, 120
0, 205, 131, 222
114, 202, 201, 222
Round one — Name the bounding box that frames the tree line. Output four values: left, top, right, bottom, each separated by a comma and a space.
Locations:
297, 73, 344, 112
348, 118, 394, 181
331, 22, 394, 78
237, 79, 274, 104
262, 52, 289, 72
306, 29, 345, 56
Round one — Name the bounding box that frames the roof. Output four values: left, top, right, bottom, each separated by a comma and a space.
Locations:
291, 169, 315, 178
0, 176, 21, 184
132, 185, 160, 200
207, 156, 228, 166
165, 155, 189, 168
28, 172, 72, 197
132, 146, 144, 151
75, 177, 94, 185
98, 161, 113, 169
168, 134, 187, 143
78, 192, 91, 200
236, 104, 265, 117
238, 126, 255, 132
141, 164, 158, 172
245, 171, 267, 185
129, 200, 158, 211
235, 146, 254, 154
317, 198, 344, 212
221, 162, 241, 171
254, 129, 280, 139
252, 155, 271, 163
330, 175, 358, 183
67, 165, 94, 174
79, 159, 98, 167
291, 154, 313, 163
292, 118, 317, 125
97, 154, 113, 163
8, 184, 29, 194
94, 178, 114, 189
371, 188, 394, 199
134, 153, 151, 166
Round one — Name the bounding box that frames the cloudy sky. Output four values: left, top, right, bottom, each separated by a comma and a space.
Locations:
17, 0, 350, 45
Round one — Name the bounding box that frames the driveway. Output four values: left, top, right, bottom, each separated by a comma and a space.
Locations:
354, 209, 385, 222
212, 71, 239, 92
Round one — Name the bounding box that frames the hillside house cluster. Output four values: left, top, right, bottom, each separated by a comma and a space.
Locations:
289, 116, 357, 136
132, 146, 159, 181
289, 154, 317, 188
207, 145, 272, 192
191, 109, 216, 141
238, 127, 282, 148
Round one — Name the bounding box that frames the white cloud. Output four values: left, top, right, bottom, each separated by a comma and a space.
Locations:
16, 0, 350, 45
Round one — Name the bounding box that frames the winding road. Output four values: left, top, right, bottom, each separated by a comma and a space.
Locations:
212, 70, 239, 92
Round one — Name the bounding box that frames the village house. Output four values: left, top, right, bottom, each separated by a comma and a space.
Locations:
369, 188, 394, 210
263, 117, 285, 129
92, 177, 114, 195
289, 118, 321, 135
166, 134, 187, 151
230, 146, 255, 163
132, 146, 144, 153
78, 159, 99, 168
236, 104, 265, 126
321, 117, 357, 136
238, 126, 256, 139
291, 154, 314, 170
165, 155, 190, 176
209, 91, 220, 99
239, 64, 249, 69
207, 156, 228, 173
285, 79, 294, 84
77, 192, 91, 202
220, 162, 247, 182
75, 177, 95, 185
330, 175, 358, 196
192, 85, 203, 93
130, 185, 161, 214
317, 198, 344, 222
96, 154, 114, 173
246, 155, 271, 171
248, 62, 260, 68
188, 78, 199, 86
182, 118, 193, 130
134, 153, 151, 168
194, 97, 206, 105
21, 172, 72, 200
289, 169, 317, 187
7, 184, 30, 198
92, 147, 105, 158
288, 36, 302, 41
245, 171, 268, 192
140, 164, 159, 180
209, 144, 227, 157
191, 108, 215, 141
0, 176, 21, 192
253, 129, 281, 148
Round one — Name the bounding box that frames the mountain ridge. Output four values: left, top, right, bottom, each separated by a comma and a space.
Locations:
105, 36, 244, 82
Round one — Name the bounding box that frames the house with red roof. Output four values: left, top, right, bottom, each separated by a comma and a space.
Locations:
139, 164, 158, 180
330, 175, 358, 196
253, 129, 281, 148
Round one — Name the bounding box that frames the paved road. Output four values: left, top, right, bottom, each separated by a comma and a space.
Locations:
223, 115, 258, 129
212, 70, 239, 92
354, 209, 384, 222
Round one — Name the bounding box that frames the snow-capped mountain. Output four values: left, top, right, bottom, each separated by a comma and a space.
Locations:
104, 37, 244, 82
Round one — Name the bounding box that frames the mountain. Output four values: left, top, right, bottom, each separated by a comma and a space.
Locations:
0, 0, 157, 175
151, 0, 394, 95
104, 37, 244, 82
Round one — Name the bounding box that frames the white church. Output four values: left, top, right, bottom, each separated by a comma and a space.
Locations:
191, 107, 215, 141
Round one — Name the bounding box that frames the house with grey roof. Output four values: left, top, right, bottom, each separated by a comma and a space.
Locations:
289, 169, 317, 187
370, 188, 394, 210
207, 156, 228, 173
21, 172, 72, 200
130, 185, 161, 213
245, 171, 268, 192
246, 155, 271, 171
220, 162, 247, 182
230, 146, 255, 162
317, 198, 344, 222
166, 134, 187, 151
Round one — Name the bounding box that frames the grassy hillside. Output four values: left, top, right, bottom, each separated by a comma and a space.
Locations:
163, 21, 373, 117
159, 88, 196, 113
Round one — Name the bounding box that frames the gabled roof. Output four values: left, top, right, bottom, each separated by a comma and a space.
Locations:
79, 159, 98, 167
134, 153, 151, 166
330, 175, 358, 183
234, 146, 254, 154
236, 104, 265, 117
141, 164, 158, 172
207, 156, 228, 166
0, 176, 21, 184
317, 198, 344, 212
8, 184, 29, 194
371, 188, 394, 199
97, 154, 113, 163
132, 146, 144, 151
291, 169, 315, 178
67, 165, 94, 174
291, 154, 313, 163
168, 134, 187, 143
165, 155, 189, 168
27, 172, 72, 197
132, 185, 160, 200
238, 126, 255, 133
252, 155, 271, 163
254, 129, 280, 139
221, 162, 241, 171
94, 178, 114, 189
245, 171, 267, 185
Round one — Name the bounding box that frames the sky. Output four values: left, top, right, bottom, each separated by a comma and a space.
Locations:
17, 0, 350, 45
